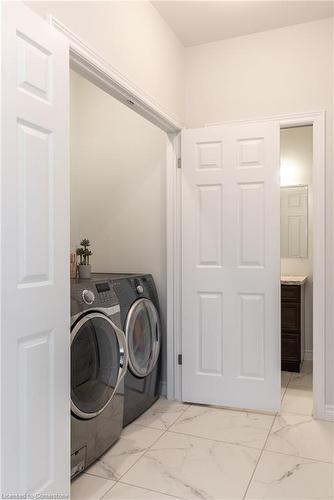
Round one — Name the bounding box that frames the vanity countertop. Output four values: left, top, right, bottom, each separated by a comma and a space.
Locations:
281, 275, 308, 285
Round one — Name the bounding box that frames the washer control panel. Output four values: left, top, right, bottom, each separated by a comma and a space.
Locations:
71, 279, 119, 322
82, 289, 95, 305
95, 281, 114, 303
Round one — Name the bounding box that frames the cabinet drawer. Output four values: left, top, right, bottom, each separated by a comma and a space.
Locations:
281, 285, 300, 302
281, 333, 300, 362
281, 302, 301, 331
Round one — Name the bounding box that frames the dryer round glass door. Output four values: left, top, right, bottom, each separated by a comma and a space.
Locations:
71, 313, 121, 419
125, 298, 161, 378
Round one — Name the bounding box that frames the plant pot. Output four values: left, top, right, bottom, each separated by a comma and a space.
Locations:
78, 264, 91, 279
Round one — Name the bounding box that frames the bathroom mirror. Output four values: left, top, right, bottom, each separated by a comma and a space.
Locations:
281, 185, 308, 258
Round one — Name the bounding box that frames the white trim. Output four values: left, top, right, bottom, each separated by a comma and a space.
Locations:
166, 133, 182, 400
324, 405, 334, 421
159, 381, 167, 397
0, 2, 3, 492
276, 112, 325, 420
48, 15, 182, 134
205, 111, 326, 128
304, 350, 313, 362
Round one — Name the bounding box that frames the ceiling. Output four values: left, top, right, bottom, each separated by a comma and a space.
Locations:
152, 1, 334, 46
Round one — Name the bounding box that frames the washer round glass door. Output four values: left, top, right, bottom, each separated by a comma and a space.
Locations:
71, 312, 122, 419
125, 298, 161, 378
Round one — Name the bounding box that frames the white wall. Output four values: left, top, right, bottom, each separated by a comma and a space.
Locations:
280, 126, 313, 359
185, 19, 332, 128
26, 0, 185, 125
70, 70, 168, 383
185, 18, 334, 407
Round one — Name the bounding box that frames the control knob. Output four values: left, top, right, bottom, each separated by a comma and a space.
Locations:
82, 289, 95, 305
136, 285, 144, 294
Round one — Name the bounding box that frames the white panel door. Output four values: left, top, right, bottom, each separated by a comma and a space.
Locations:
182, 122, 280, 412
1, 2, 69, 495
281, 186, 308, 258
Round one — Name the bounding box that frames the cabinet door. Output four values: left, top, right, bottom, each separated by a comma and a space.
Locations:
282, 333, 300, 361
281, 302, 301, 332
281, 285, 300, 302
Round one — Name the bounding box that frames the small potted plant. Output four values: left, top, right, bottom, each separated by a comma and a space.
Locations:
76, 238, 93, 279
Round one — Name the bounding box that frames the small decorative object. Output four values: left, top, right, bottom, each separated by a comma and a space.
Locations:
76, 238, 93, 279
70, 252, 77, 279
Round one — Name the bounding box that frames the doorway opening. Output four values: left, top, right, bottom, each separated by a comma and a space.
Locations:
280, 125, 313, 415
69, 65, 170, 387
69, 67, 173, 481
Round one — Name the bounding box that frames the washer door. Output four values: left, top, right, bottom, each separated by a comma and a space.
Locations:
126, 298, 161, 378
71, 312, 128, 419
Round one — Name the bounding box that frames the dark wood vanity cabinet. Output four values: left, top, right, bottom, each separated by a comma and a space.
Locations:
281, 282, 305, 372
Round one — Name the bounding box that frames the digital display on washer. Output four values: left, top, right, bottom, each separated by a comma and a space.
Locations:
96, 282, 110, 293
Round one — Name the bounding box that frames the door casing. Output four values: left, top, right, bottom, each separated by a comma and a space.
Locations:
176, 113, 326, 418
48, 17, 327, 419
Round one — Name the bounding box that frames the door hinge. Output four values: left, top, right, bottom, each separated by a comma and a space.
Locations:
177, 354, 182, 365
177, 158, 181, 169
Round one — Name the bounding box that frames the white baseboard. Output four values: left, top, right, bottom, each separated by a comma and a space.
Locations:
304, 350, 313, 361
159, 380, 167, 397
324, 405, 334, 421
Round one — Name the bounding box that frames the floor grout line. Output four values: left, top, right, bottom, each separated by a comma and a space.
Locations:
105, 403, 196, 496
83, 428, 165, 484
111, 403, 190, 484
280, 366, 314, 418
259, 447, 334, 465
90, 430, 166, 485
112, 427, 170, 485
99, 479, 117, 500
117, 479, 185, 499
71, 471, 116, 500
242, 413, 276, 499
97, 401, 183, 499
80, 403, 190, 487
128, 408, 190, 432
281, 371, 292, 401
85, 470, 116, 481
162, 428, 272, 452
281, 386, 288, 402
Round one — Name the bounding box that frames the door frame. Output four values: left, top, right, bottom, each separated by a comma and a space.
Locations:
47, 15, 182, 401
278, 112, 326, 420
48, 16, 182, 134
46, 16, 327, 419
174, 112, 327, 419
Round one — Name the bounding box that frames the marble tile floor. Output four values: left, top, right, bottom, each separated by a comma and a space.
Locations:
72, 362, 334, 500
